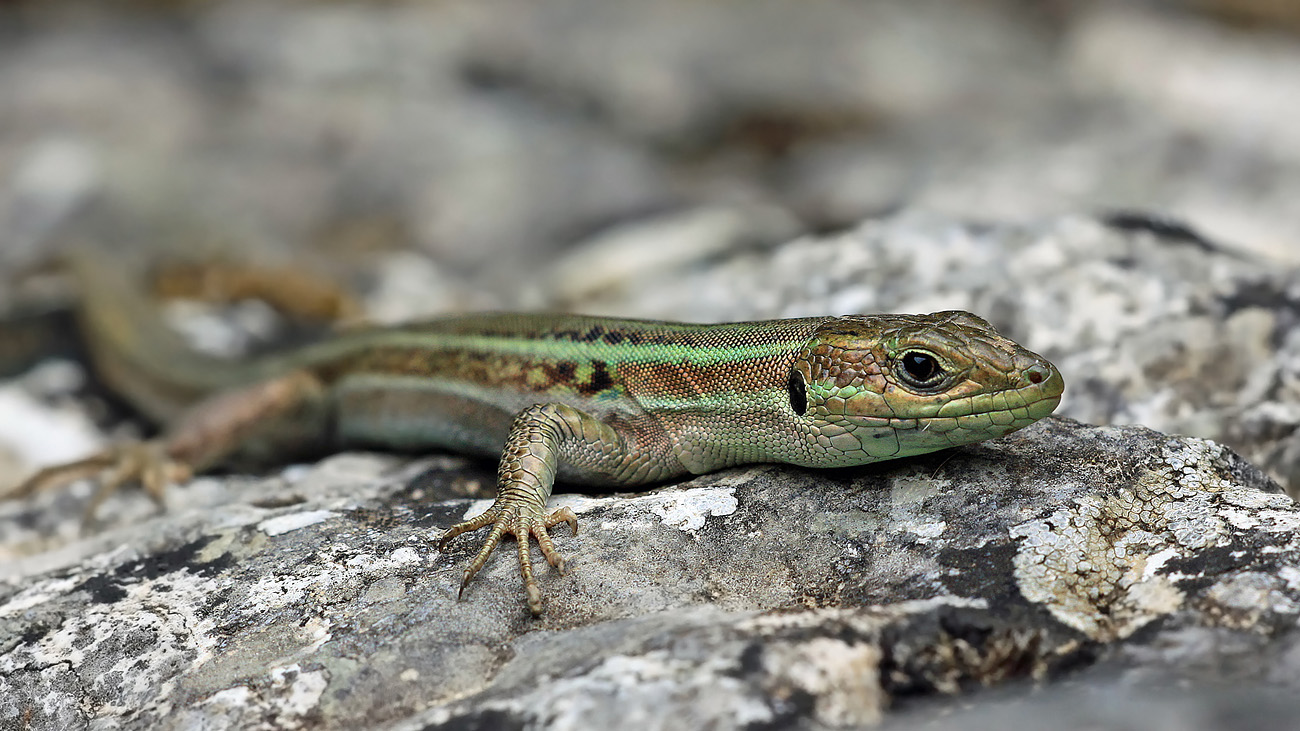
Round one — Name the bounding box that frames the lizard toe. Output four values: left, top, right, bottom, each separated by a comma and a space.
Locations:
443, 500, 572, 613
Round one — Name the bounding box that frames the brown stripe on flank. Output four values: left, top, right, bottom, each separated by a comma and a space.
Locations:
319, 341, 797, 404
324, 346, 630, 397
619, 352, 794, 402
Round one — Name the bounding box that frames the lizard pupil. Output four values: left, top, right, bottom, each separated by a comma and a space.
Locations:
786, 369, 807, 415
900, 352, 942, 385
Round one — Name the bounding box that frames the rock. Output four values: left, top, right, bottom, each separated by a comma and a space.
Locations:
779, 5, 1300, 265
1, 418, 1295, 729
881, 678, 1300, 731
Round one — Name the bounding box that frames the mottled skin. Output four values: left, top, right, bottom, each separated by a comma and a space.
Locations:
11, 253, 1064, 614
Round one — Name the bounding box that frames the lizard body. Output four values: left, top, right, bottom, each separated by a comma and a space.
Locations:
11, 252, 1065, 613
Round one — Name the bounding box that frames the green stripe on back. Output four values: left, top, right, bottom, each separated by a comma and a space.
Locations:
292, 314, 826, 372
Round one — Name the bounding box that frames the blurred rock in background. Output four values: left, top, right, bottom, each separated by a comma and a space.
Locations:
3, 0, 1299, 282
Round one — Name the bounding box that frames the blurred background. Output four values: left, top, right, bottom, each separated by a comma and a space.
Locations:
2, 0, 1298, 280
1, 0, 1300, 489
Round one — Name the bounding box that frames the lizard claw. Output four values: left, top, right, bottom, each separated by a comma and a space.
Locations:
8, 442, 192, 525
438, 503, 578, 615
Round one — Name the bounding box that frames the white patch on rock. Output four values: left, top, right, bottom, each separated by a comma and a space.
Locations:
1205, 572, 1297, 622
762, 637, 884, 727
893, 595, 989, 613
1007, 438, 1288, 641
269, 663, 329, 717
887, 475, 950, 542
198, 685, 254, 711
0, 575, 82, 617
645, 488, 739, 531
908, 521, 947, 541
562, 484, 741, 532
0, 385, 104, 469
389, 546, 420, 564
300, 616, 333, 653
258, 510, 338, 536
530, 650, 775, 730
1278, 566, 1300, 593
1140, 546, 1180, 581
457, 499, 495, 522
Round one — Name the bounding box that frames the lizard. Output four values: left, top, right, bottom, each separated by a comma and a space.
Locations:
5, 250, 1065, 614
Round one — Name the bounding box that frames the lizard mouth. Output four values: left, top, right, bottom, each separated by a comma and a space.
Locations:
833, 371, 1064, 431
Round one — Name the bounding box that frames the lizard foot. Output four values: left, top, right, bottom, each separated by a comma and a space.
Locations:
437, 503, 578, 615
7, 442, 192, 526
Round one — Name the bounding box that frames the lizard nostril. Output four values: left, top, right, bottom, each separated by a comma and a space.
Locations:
1025, 365, 1046, 385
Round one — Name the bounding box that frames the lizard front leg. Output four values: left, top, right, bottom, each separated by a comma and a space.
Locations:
438, 403, 676, 615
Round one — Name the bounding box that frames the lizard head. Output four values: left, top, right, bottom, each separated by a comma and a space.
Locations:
786, 310, 1064, 464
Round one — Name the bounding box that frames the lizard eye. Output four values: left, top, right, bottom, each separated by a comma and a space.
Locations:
787, 369, 807, 415
897, 351, 945, 390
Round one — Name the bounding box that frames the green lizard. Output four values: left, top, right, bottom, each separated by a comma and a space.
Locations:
8, 252, 1064, 614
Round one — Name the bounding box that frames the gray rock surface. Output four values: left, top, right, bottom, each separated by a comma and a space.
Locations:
881, 679, 1300, 731
1, 418, 1296, 729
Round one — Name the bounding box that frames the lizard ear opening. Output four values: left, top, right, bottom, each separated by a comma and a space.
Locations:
786, 369, 807, 416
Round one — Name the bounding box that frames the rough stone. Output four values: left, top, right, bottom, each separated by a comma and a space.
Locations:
0, 419, 1295, 729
